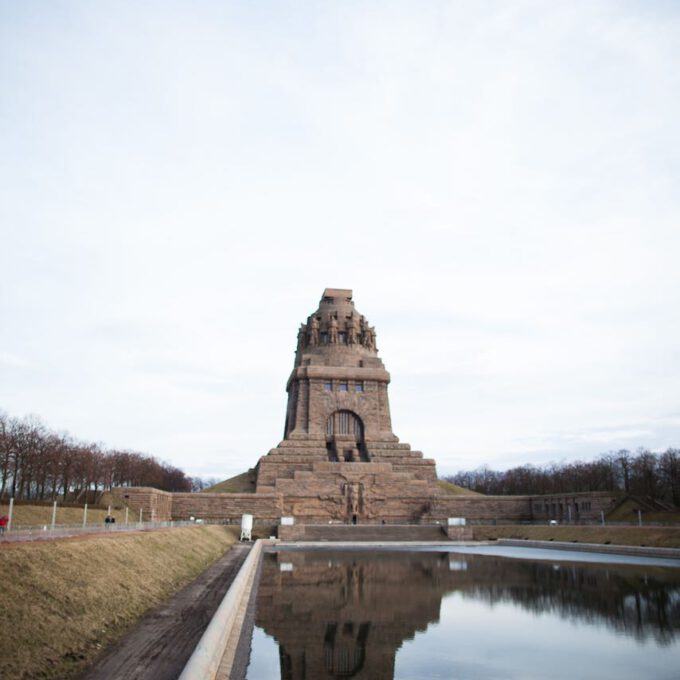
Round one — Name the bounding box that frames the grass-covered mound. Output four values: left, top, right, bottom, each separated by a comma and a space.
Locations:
437, 479, 481, 495
606, 496, 680, 524
0, 525, 238, 679
203, 468, 257, 493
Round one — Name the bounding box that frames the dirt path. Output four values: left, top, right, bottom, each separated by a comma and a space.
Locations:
77, 542, 252, 680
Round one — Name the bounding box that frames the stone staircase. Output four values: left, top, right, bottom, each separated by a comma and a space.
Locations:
282, 523, 449, 542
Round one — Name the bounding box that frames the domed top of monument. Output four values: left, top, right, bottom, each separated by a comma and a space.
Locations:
294, 288, 379, 367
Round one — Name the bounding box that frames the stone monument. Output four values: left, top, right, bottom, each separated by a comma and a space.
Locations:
255, 288, 439, 523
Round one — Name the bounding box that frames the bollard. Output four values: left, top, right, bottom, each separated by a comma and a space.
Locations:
83, 503, 88, 528
7, 498, 14, 533
139, 508, 143, 525
638, 509, 642, 527
125, 507, 129, 526
51, 501, 57, 530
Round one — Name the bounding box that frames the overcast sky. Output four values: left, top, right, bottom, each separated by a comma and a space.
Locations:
1, 1, 679, 480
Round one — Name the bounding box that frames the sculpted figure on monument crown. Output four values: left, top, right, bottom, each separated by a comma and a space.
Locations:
328, 315, 339, 344
309, 316, 320, 345
366, 326, 376, 351
347, 315, 360, 345
359, 317, 368, 346
297, 323, 307, 351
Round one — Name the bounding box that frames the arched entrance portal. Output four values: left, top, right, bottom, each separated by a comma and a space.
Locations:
326, 410, 369, 462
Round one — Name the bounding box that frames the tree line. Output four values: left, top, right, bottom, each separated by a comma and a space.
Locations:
0, 411, 192, 501
446, 448, 680, 506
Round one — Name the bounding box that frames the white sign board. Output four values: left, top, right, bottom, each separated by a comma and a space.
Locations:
281, 516, 295, 526
448, 517, 466, 526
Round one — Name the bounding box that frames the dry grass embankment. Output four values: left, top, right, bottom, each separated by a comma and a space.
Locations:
437, 479, 481, 496
0, 503, 129, 529
606, 497, 680, 524
0, 525, 239, 679
203, 469, 257, 493
473, 524, 680, 548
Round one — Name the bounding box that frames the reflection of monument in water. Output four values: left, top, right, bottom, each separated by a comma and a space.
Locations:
256, 551, 447, 680
254, 550, 680, 680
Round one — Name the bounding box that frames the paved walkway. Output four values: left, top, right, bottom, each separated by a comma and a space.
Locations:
0, 521, 193, 544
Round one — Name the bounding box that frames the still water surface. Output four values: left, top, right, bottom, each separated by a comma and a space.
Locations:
246, 548, 680, 680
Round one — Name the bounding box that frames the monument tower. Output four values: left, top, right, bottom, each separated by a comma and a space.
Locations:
255, 288, 438, 523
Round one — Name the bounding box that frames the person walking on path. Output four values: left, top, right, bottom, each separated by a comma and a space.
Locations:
0, 515, 9, 536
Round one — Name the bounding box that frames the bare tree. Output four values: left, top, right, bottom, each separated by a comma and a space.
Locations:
447, 446, 679, 505
0, 411, 193, 500
658, 448, 680, 506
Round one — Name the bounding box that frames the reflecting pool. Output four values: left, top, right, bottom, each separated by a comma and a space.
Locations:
245, 548, 680, 680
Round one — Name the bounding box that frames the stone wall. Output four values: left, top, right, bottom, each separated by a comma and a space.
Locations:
430, 495, 533, 523
111, 485, 628, 528
277, 524, 307, 541
446, 525, 474, 540
429, 492, 622, 524
170, 492, 282, 522
111, 487, 173, 522
111, 487, 282, 523
528, 491, 620, 522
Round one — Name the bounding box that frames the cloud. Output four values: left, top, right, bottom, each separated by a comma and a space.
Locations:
1, 2, 679, 478
0, 351, 36, 370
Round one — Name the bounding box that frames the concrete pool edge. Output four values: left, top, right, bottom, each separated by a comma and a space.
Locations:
273, 539, 680, 560
496, 538, 680, 560
178, 539, 272, 680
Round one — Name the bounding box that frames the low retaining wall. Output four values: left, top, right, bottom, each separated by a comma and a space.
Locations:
178, 540, 268, 680
111, 487, 173, 521
431, 495, 532, 522
431, 492, 623, 523
171, 493, 282, 522
447, 526, 474, 540
111, 486, 627, 527
278, 524, 450, 542
278, 524, 304, 541
111, 488, 283, 524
